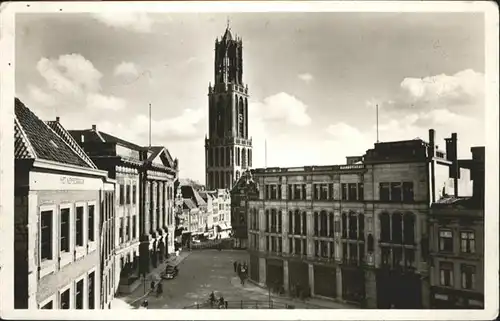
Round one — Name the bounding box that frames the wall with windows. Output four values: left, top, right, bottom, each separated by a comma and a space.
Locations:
14, 169, 102, 309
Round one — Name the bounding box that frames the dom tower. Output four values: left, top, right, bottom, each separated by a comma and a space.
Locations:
205, 24, 252, 190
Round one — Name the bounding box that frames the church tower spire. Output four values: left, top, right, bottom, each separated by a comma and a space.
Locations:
205, 23, 252, 191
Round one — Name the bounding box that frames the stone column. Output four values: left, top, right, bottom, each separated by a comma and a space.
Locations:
308, 263, 315, 296
259, 257, 267, 286
283, 260, 289, 292
336, 266, 343, 300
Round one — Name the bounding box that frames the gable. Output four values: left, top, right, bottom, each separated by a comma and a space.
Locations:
152, 147, 175, 168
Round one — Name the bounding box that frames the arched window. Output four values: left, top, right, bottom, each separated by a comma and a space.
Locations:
380, 212, 390, 242
214, 147, 219, 167
349, 211, 357, 239
236, 147, 240, 166
214, 171, 219, 189
248, 149, 252, 167
239, 97, 244, 137
367, 234, 374, 253
392, 212, 403, 243
242, 149, 247, 168
244, 98, 249, 138
207, 149, 212, 167
403, 212, 415, 244
217, 97, 225, 137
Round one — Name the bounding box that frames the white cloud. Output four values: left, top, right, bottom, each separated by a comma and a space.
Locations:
250, 92, 312, 127
92, 12, 154, 33
86, 93, 127, 111
27, 85, 56, 106
114, 62, 140, 78
298, 73, 314, 83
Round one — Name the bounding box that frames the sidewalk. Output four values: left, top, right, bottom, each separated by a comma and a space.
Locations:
230, 277, 357, 309
118, 251, 191, 307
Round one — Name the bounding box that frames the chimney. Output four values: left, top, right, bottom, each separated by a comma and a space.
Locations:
471, 146, 485, 203
428, 129, 436, 157
445, 133, 459, 197
428, 129, 436, 203
92, 124, 96, 131
56, 116, 60, 122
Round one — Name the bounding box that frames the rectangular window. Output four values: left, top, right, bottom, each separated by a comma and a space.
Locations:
302, 213, 307, 235
358, 183, 364, 201
439, 229, 454, 252
266, 236, 270, 252
126, 185, 131, 204
328, 183, 334, 200
41, 301, 53, 309
76, 206, 84, 246
302, 239, 307, 255
321, 241, 328, 258
126, 216, 130, 241
315, 240, 319, 257
289, 238, 293, 254
390, 182, 402, 202
461, 264, 476, 290
334, 220, 340, 234
41, 210, 53, 260
439, 262, 454, 287
348, 183, 357, 201
60, 289, 70, 309
320, 184, 328, 200
288, 185, 293, 200
76, 279, 84, 309
119, 184, 124, 205
119, 218, 124, 243
270, 185, 277, 200
60, 208, 70, 253
379, 183, 390, 201
341, 183, 348, 200
460, 231, 475, 253
313, 184, 319, 200
88, 205, 95, 242
88, 272, 95, 309
277, 184, 282, 200
302, 184, 307, 200
132, 185, 137, 204
402, 182, 414, 202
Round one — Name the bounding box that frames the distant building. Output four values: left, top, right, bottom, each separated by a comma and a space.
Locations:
237, 128, 476, 309
198, 191, 214, 237
231, 172, 259, 248
205, 24, 252, 190
209, 189, 232, 239
14, 98, 113, 309
428, 146, 485, 309
176, 181, 207, 245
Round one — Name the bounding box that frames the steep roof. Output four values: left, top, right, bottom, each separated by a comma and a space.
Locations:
180, 184, 206, 207
46, 120, 96, 169
14, 98, 93, 168
198, 190, 212, 202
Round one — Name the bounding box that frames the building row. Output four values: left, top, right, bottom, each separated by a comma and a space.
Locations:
175, 180, 232, 246
13, 98, 180, 309
231, 129, 485, 309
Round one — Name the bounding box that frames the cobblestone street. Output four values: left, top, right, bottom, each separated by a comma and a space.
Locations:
121, 249, 355, 309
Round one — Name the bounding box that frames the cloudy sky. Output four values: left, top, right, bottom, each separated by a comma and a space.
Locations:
16, 12, 485, 183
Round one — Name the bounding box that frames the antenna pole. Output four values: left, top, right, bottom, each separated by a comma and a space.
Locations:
376, 104, 379, 143
149, 103, 152, 148
265, 139, 267, 168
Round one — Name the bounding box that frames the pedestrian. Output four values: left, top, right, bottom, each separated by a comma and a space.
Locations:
218, 295, 225, 308
233, 261, 238, 272
224, 300, 228, 309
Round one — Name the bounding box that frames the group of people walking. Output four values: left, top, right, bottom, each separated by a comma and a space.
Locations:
233, 261, 248, 285
208, 291, 228, 309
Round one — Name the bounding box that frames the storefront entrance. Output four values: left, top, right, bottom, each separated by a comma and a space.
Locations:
314, 265, 336, 298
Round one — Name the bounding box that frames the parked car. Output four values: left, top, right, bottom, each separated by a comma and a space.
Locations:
162, 265, 179, 280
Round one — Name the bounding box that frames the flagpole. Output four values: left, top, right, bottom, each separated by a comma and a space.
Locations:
376, 104, 379, 143
265, 139, 267, 169
149, 103, 152, 148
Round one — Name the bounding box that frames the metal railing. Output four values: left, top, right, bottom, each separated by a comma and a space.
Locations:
183, 300, 294, 309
